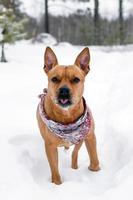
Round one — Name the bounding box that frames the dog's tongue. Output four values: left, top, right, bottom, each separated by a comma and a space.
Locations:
60, 99, 68, 104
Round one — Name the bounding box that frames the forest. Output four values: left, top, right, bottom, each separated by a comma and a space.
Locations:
0, 0, 133, 62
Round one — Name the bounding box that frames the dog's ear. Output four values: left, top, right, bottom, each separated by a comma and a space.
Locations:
44, 47, 58, 73
74, 47, 90, 75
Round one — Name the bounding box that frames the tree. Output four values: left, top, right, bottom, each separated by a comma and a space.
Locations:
45, 0, 49, 33
94, 0, 100, 45
0, 0, 27, 62
119, 0, 124, 44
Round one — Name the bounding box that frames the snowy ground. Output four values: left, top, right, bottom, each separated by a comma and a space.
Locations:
0, 41, 133, 200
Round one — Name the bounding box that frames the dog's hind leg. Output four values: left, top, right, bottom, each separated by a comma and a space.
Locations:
71, 141, 83, 169
85, 133, 100, 171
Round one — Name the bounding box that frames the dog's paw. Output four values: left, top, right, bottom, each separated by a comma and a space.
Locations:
52, 175, 62, 185
71, 164, 78, 169
88, 165, 100, 172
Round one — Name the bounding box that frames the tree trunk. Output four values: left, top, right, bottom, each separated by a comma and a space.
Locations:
45, 0, 49, 33
94, 0, 100, 45
119, 0, 124, 44
1, 42, 7, 62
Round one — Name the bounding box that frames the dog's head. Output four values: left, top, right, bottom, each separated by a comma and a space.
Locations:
43, 47, 90, 109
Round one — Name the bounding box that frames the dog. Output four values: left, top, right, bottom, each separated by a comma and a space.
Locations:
36, 47, 100, 185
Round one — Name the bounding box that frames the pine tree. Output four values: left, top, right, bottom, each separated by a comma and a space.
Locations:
119, 0, 124, 44
45, 0, 49, 33
0, 0, 27, 62
94, 0, 100, 45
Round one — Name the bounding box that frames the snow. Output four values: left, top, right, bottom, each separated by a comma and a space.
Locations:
0, 40, 133, 200
32, 33, 57, 45
20, 0, 133, 19
48, 0, 93, 17
20, 0, 93, 18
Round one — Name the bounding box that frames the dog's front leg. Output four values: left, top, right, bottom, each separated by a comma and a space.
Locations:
45, 141, 62, 185
85, 133, 100, 171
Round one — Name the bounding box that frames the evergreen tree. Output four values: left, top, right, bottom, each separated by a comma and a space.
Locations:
94, 0, 100, 45
119, 0, 124, 44
0, 0, 27, 62
45, 0, 49, 33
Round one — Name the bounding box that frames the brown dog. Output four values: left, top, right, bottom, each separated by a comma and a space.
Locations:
36, 47, 100, 185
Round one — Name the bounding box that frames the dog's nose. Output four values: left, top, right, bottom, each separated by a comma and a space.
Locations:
59, 87, 70, 97
58, 86, 71, 106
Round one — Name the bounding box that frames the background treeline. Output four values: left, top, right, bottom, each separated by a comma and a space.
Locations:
0, 0, 133, 47
37, 12, 133, 45
36, 0, 133, 45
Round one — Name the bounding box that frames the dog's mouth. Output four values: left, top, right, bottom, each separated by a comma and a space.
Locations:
58, 98, 72, 107
59, 99, 69, 104
57, 86, 72, 108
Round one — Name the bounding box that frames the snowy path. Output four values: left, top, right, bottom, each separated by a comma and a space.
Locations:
0, 42, 133, 200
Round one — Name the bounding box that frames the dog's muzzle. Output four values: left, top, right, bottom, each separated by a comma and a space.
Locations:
57, 86, 72, 107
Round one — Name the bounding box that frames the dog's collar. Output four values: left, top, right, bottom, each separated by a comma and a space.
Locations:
38, 89, 91, 144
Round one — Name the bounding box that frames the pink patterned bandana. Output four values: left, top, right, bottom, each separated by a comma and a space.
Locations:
38, 89, 91, 144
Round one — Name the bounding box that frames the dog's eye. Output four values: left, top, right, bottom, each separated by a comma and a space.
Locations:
71, 77, 80, 84
51, 77, 60, 83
